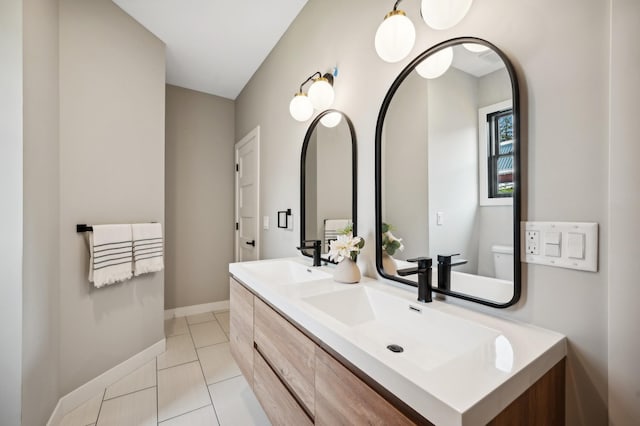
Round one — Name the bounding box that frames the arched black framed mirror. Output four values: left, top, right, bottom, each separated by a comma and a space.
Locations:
375, 37, 521, 308
301, 110, 358, 262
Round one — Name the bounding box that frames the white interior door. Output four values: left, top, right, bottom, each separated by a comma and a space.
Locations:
235, 126, 260, 261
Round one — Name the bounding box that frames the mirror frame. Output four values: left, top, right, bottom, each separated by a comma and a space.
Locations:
374, 37, 521, 308
300, 109, 358, 262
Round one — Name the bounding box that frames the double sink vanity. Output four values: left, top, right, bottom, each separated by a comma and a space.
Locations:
231, 37, 567, 425
229, 258, 566, 425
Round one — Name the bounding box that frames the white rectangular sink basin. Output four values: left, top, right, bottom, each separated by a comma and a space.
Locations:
303, 286, 500, 371
240, 259, 331, 286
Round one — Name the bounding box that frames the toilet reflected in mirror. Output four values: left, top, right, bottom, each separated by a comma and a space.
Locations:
375, 38, 521, 307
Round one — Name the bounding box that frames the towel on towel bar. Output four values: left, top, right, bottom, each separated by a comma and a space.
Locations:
89, 224, 133, 288
132, 223, 164, 276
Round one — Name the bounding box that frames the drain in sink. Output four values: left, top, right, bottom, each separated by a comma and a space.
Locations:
387, 344, 404, 353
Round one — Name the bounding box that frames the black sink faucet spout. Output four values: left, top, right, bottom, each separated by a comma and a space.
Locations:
437, 254, 468, 291
297, 240, 322, 267
397, 257, 433, 303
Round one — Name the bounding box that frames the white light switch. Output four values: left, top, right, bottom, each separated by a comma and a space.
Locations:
436, 211, 444, 226
263, 216, 269, 230
568, 232, 585, 259
522, 222, 598, 272
545, 231, 561, 245
545, 243, 561, 257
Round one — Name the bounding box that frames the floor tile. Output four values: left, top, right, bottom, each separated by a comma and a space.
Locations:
157, 361, 211, 422
209, 376, 270, 426
186, 312, 215, 325
157, 333, 197, 370
105, 358, 156, 400
165, 316, 189, 337
96, 387, 157, 426
198, 342, 241, 385
214, 311, 230, 334
159, 404, 219, 426
59, 391, 103, 426
189, 320, 228, 348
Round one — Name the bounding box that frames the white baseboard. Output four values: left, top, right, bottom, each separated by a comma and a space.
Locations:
47, 338, 166, 426
164, 300, 230, 319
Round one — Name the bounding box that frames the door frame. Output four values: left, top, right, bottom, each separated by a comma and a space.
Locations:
235, 126, 260, 261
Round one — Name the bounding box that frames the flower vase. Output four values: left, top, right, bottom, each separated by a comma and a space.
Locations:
382, 252, 398, 275
333, 257, 361, 284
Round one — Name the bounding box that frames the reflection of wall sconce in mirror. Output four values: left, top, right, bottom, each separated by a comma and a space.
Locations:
278, 209, 292, 229
375, 0, 474, 63
289, 67, 338, 122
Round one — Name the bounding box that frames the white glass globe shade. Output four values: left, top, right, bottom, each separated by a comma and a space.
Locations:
308, 78, 335, 110
289, 93, 313, 122
415, 47, 453, 79
463, 43, 489, 53
421, 0, 473, 30
374, 11, 416, 63
320, 112, 343, 128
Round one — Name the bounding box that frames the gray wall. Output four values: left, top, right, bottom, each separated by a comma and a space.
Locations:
235, 0, 611, 423
58, 0, 165, 394
22, 0, 61, 424
384, 71, 429, 259
0, 0, 23, 423
427, 67, 479, 274
165, 84, 235, 309
608, 0, 640, 423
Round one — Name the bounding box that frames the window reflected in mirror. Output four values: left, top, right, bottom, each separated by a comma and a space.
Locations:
376, 39, 520, 307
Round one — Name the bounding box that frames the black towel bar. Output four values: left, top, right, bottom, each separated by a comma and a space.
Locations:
76, 224, 93, 233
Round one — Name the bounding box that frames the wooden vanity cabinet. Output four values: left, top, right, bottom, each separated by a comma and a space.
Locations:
254, 297, 316, 416
315, 347, 418, 426
229, 277, 565, 426
229, 278, 254, 386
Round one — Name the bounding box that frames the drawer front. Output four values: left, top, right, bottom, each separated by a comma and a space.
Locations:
315, 347, 417, 426
254, 349, 314, 426
229, 278, 254, 386
254, 297, 315, 416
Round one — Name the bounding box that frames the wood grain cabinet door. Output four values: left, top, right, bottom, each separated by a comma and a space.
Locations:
253, 349, 314, 426
254, 297, 316, 417
315, 347, 417, 426
229, 278, 255, 387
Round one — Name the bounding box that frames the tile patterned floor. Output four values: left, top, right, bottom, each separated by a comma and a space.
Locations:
59, 311, 270, 426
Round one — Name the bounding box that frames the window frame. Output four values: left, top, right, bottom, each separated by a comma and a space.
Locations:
478, 100, 513, 206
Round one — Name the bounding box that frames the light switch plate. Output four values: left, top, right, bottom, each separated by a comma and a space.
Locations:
521, 221, 598, 272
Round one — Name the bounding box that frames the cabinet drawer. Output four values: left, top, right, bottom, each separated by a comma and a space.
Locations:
254, 349, 314, 426
315, 347, 417, 426
229, 278, 254, 386
254, 297, 315, 416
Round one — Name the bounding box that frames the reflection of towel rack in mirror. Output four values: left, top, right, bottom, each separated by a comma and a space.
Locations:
76, 222, 157, 233
76, 224, 93, 233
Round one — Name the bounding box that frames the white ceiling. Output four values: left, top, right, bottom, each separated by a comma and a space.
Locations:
112, 0, 309, 100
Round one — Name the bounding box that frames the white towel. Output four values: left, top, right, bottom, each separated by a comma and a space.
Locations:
89, 224, 133, 288
132, 223, 164, 276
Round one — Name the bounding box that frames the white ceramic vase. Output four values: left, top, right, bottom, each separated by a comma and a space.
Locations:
382, 252, 398, 275
333, 257, 361, 284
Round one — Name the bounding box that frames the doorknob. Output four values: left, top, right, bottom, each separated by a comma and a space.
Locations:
246, 240, 256, 247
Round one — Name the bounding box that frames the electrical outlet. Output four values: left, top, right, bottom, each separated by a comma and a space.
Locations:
525, 230, 540, 255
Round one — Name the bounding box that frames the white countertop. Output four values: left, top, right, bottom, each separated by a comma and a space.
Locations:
229, 257, 566, 426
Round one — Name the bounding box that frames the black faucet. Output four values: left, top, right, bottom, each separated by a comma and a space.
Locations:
437, 254, 468, 291
397, 257, 433, 303
297, 240, 322, 267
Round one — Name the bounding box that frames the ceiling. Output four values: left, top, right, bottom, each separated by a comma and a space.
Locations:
112, 0, 309, 100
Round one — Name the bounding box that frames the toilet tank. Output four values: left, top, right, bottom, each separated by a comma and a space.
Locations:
491, 245, 514, 280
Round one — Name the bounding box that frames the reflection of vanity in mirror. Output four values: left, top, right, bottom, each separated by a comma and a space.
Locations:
376, 38, 521, 307
301, 110, 357, 262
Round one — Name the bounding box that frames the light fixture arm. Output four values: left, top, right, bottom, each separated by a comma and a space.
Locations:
298, 71, 335, 93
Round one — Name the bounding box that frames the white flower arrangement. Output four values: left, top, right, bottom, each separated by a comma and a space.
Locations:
328, 229, 364, 263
